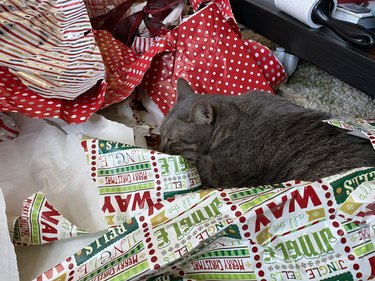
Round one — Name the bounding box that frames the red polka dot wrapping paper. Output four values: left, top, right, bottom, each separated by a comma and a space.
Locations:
0, 0, 285, 123
0, 66, 107, 123
95, 1, 287, 115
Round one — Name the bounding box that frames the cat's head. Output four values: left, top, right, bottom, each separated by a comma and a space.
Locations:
159, 78, 219, 158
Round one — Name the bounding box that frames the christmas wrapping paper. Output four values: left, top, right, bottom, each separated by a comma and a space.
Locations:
32, 167, 375, 281
0, 0, 286, 124
0, 0, 105, 100
14, 118, 374, 281
324, 118, 375, 149
0, 67, 107, 124
90, 0, 287, 115
0, 0, 108, 123
12, 138, 201, 246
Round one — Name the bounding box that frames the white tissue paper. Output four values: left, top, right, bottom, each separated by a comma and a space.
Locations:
54, 113, 135, 146
0, 113, 134, 234
275, 0, 337, 28
0, 188, 19, 280
0, 115, 107, 233
0, 114, 136, 280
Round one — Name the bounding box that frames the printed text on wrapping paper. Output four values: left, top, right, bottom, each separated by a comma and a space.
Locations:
102, 191, 162, 216
264, 227, 336, 264
254, 185, 322, 233
155, 197, 224, 249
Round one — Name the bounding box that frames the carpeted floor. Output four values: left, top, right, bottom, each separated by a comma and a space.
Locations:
240, 27, 375, 119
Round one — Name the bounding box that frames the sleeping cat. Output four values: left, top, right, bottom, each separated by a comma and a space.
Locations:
159, 78, 375, 188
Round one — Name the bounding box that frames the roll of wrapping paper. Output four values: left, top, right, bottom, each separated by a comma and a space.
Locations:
274, 0, 337, 28
274, 0, 375, 48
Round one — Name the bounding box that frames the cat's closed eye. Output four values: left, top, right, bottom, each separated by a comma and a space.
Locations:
160, 135, 179, 152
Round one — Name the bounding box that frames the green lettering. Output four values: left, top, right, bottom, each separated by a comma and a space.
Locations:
168, 157, 180, 173
180, 217, 193, 237
178, 156, 188, 173
264, 247, 276, 263
155, 228, 170, 248
209, 197, 223, 216
298, 234, 319, 259
215, 221, 224, 231
191, 209, 207, 224
159, 158, 170, 176
319, 228, 336, 255
327, 261, 338, 273
276, 242, 290, 262
286, 240, 302, 261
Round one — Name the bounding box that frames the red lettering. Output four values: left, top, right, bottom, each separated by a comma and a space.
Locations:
131, 192, 149, 210
42, 235, 58, 242
369, 256, 375, 279
132, 191, 163, 216
41, 221, 57, 234
42, 201, 60, 225
132, 254, 138, 264
357, 202, 375, 218
254, 187, 321, 233
254, 207, 270, 233
116, 194, 132, 212
267, 195, 288, 219
102, 192, 163, 216
102, 196, 115, 213
238, 259, 245, 270
81, 141, 88, 152
289, 185, 322, 212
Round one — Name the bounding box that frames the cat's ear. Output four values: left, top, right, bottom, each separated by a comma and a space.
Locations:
191, 100, 214, 125
176, 78, 195, 102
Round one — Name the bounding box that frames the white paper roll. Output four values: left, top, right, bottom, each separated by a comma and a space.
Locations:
275, 0, 337, 28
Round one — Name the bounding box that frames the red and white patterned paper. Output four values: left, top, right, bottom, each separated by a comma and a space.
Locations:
93, 1, 287, 115
0, 0, 286, 123
0, 0, 105, 100
0, 66, 107, 124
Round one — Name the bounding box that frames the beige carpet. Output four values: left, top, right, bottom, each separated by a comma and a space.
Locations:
240, 27, 375, 119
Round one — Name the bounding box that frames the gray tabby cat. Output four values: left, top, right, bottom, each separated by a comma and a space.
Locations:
160, 78, 375, 188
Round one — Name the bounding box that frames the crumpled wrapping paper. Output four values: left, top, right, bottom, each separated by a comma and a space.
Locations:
324, 118, 375, 149
0, 113, 136, 235
32, 168, 375, 281
89, 0, 287, 115
13, 137, 201, 245
0, 66, 107, 123
0, 0, 286, 125
0, 0, 109, 124
0, 0, 105, 100
15, 118, 374, 281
